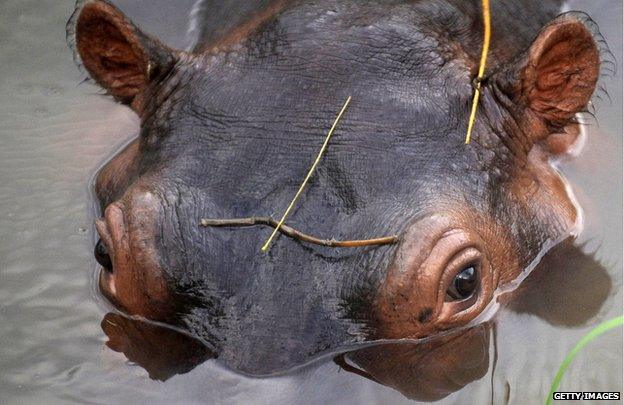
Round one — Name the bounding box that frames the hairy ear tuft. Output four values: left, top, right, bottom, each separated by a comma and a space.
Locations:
70, 1, 176, 107
494, 13, 600, 129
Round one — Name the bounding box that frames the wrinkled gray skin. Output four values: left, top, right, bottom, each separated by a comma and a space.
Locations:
68, 0, 602, 374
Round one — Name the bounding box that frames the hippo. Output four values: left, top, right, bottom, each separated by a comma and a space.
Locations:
67, 0, 603, 376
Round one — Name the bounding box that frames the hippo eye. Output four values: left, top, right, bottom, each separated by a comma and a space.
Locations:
95, 239, 112, 271
446, 266, 478, 301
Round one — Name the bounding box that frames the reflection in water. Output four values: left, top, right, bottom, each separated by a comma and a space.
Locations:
100, 238, 612, 401
101, 312, 214, 381
338, 324, 491, 402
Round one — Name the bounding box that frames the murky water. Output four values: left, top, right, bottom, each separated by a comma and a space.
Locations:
0, 1, 621, 404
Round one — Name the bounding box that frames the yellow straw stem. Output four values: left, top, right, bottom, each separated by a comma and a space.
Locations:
261, 96, 352, 252
465, 0, 491, 144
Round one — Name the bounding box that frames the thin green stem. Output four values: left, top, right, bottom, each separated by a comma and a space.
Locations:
545, 315, 623, 405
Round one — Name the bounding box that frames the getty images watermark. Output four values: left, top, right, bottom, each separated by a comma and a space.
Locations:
553, 392, 621, 401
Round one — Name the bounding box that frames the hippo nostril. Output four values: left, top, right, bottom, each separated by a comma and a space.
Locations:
95, 239, 113, 271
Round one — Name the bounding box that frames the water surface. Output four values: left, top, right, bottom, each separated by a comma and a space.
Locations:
0, 0, 621, 403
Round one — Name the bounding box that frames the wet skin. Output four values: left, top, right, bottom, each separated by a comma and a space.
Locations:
100, 240, 611, 401
68, 0, 602, 373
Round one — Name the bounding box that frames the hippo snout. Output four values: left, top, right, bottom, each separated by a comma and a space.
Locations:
94, 195, 173, 321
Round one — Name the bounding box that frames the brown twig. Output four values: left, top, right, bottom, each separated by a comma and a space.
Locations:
200, 217, 399, 248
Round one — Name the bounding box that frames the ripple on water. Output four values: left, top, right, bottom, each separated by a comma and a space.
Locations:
0, 0, 621, 403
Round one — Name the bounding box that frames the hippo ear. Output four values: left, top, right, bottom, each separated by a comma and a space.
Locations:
71, 1, 176, 108
494, 13, 600, 130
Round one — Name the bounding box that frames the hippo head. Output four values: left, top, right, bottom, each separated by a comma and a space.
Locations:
69, 0, 600, 372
